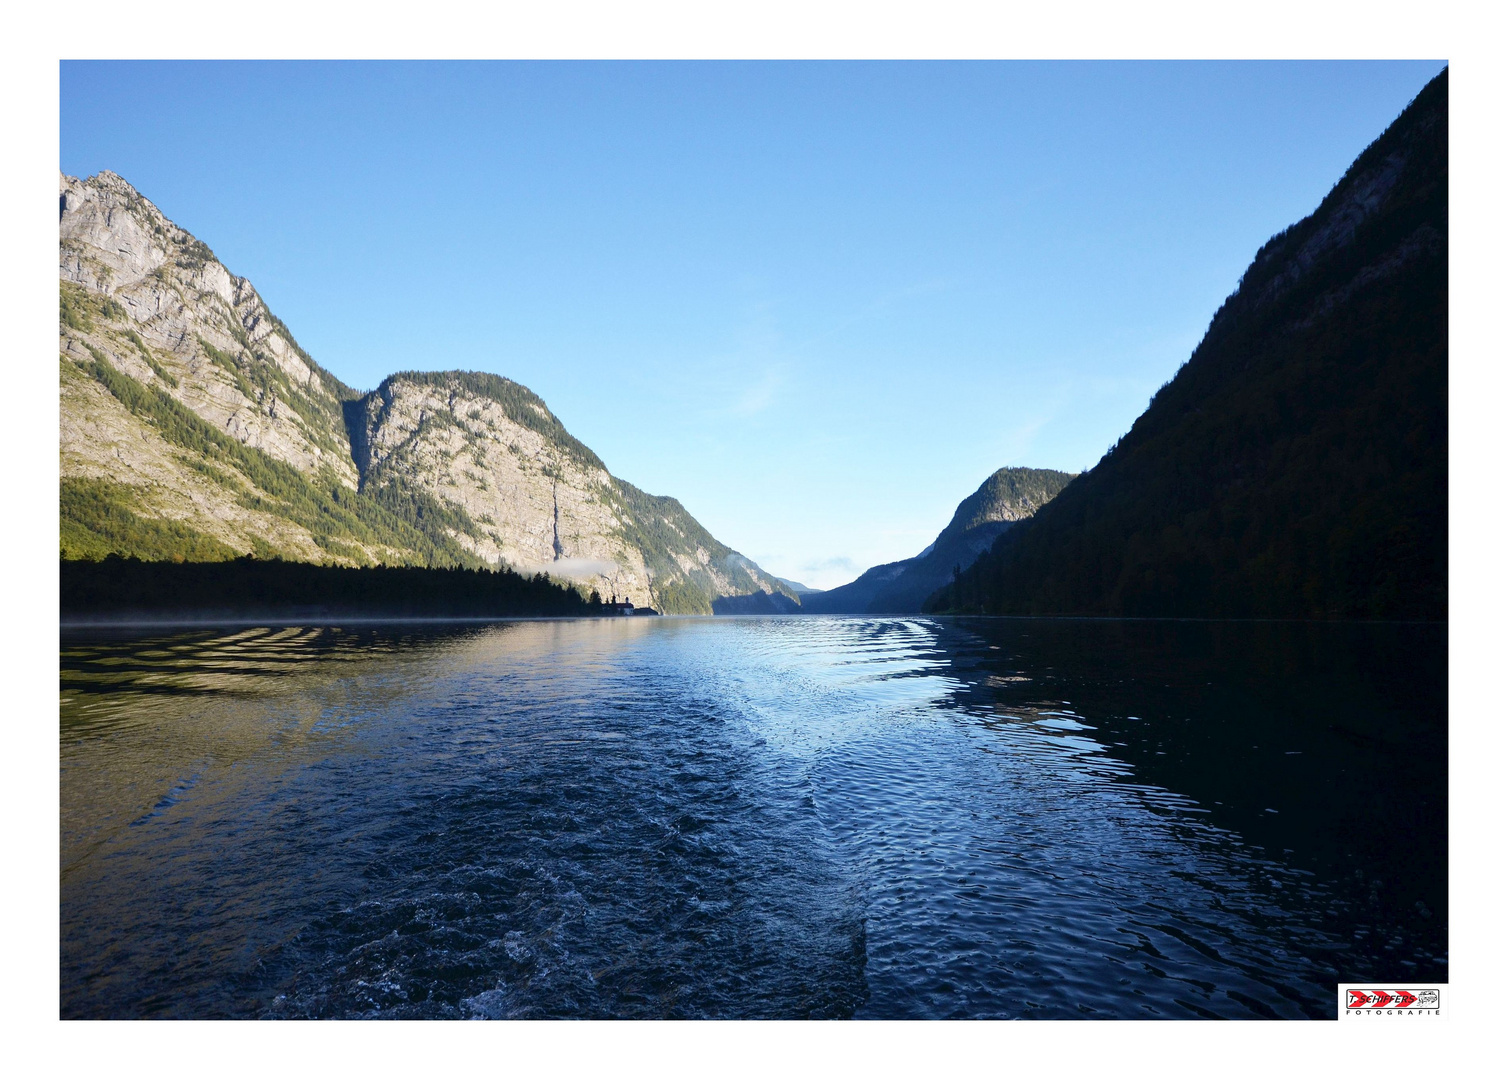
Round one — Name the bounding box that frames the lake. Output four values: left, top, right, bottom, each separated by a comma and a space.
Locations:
59, 615, 1446, 1019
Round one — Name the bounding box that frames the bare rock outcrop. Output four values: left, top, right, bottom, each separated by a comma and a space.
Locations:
58, 170, 793, 612
349, 372, 794, 610
60, 171, 358, 487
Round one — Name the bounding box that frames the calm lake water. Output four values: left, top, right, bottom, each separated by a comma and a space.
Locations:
60, 616, 1446, 1019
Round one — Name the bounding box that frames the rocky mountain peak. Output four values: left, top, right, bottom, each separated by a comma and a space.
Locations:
942, 467, 1080, 538
59, 170, 792, 613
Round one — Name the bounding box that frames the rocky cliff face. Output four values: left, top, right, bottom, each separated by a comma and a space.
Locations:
60, 172, 358, 484
59, 170, 791, 613
346, 371, 793, 610
349, 372, 644, 597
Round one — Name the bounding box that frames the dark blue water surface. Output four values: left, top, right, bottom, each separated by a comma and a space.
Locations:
59, 616, 1446, 1019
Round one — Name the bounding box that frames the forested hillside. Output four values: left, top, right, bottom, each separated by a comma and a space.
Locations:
802, 467, 1073, 613
928, 70, 1447, 620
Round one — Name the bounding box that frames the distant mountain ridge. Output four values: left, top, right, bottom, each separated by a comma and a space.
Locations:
928, 70, 1447, 619
59, 170, 793, 614
802, 467, 1075, 614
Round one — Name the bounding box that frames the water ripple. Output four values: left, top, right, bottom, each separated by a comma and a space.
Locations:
60, 616, 1446, 1018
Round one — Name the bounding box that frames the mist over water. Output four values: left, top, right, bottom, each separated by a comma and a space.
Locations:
60, 616, 1445, 1019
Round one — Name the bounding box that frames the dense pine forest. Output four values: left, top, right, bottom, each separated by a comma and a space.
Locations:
61, 556, 606, 620
927, 70, 1447, 621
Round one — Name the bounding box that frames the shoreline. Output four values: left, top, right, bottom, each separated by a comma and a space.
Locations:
59, 612, 1446, 631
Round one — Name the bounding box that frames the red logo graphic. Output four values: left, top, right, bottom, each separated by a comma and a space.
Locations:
1346, 988, 1439, 1010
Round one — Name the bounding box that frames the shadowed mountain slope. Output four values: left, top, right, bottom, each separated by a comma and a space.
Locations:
927, 70, 1447, 619
802, 467, 1074, 614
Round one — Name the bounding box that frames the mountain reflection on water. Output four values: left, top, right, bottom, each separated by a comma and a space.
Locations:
60, 616, 1445, 1019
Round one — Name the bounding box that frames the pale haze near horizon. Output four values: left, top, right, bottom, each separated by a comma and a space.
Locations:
60, 60, 1444, 589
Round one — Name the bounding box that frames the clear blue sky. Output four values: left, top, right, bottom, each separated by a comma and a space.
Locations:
60, 60, 1444, 589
